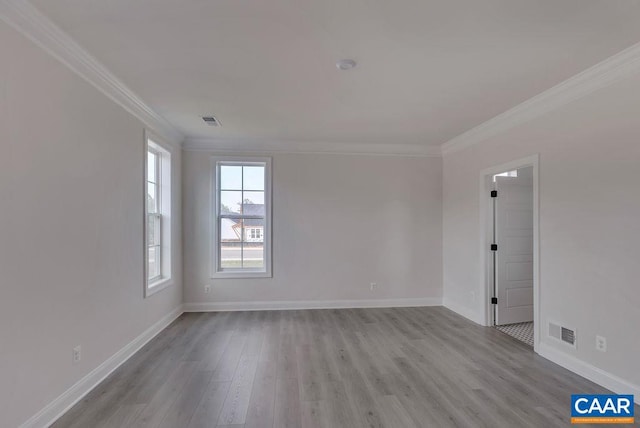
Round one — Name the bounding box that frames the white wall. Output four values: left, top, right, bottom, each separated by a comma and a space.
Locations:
183, 150, 442, 308
443, 72, 640, 390
0, 21, 182, 427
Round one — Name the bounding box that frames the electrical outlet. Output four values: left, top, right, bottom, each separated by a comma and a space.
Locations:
204, 285, 211, 293
370, 282, 377, 291
470, 291, 476, 302
73, 345, 81, 364
596, 335, 607, 352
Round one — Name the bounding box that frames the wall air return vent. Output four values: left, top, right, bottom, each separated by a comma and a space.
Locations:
549, 321, 577, 348
561, 327, 575, 346
202, 116, 221, 127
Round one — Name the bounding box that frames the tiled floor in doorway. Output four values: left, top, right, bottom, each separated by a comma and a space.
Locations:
495, 321, 534, 347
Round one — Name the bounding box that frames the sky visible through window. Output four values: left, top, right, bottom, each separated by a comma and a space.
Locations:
220, 165, 265, 213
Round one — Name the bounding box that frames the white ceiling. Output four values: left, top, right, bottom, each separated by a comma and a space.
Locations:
31, 0, 640, 147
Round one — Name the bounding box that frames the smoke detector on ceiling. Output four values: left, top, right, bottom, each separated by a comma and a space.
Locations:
336, 59, 357, 70
202, 116, 221, 127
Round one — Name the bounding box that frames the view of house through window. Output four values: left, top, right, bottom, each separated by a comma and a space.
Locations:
214, 158, 271, 276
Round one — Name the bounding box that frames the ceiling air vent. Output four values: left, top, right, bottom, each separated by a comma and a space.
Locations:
202, 116, 221, 127
549, 322, 576, 347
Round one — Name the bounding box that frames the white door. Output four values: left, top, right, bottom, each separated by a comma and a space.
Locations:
495, 167, 534, 325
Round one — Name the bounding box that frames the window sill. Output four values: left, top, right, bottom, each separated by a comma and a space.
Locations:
145, 277, 174, 297
211, 271, 272, 279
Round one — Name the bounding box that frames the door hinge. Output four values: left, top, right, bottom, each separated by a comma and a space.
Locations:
491, 297, 498, 304
490, 190, 498, 198
491, 244, 498, 251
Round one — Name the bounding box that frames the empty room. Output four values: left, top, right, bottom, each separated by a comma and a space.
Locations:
2, 0, 640, 427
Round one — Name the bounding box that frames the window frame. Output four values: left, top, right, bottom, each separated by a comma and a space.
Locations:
146, 146, 162, 284
144, 134, 173, 296
211, 156, 272, 279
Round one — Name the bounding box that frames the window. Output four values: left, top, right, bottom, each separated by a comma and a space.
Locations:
147, 147, 161, 282
212, 157, 271, 278
249, 228, 262, 240
145, 137, 172, 295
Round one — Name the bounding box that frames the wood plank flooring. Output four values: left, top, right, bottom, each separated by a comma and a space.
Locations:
52, 307, 638, 427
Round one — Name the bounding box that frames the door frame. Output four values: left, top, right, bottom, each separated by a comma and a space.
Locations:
479, 154, 540, 352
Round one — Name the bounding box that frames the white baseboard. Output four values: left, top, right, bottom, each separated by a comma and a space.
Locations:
442, 298, 483, 325
19, 305, 184, 428
183, 297, 442, 312
538, 342, 640, 405
18, 301, 638, 427
445, 299, 640, 404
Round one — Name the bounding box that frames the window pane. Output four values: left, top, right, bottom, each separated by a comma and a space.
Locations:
220, 217, 241, 242
243, 244, 264, 269
220, 165, 242, 190
220, 191, 242, 214
220, 242, 241, 269
147, 182, 158, 213
243, 218, 264, 268
148, 214, 161, 246
242, 191, 264, 216
243, 166, 265, 191
148, 246, 160, 279
220, 217, 241, 269
147, 215, 154, 246
147, 151, 157, 182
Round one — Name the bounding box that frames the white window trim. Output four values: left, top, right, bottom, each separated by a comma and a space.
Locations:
210, 156, 272, 279
147, 147, 162, 284
144, 132, 174, 296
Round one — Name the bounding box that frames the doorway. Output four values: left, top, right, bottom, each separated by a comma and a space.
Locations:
480, 155, 539, 351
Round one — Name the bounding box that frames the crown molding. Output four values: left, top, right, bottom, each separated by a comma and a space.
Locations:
441, 41, 640, 156
183, 137, 442, 157
0, 0, 184, 147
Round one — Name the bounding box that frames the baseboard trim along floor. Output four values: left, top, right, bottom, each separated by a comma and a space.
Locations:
183, 297, 443, 312
537, 342, 640, 405
19, 306, 184, 428
22, 303, 640, 426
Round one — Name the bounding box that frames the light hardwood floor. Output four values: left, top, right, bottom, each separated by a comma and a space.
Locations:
52, 307, 638, 427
